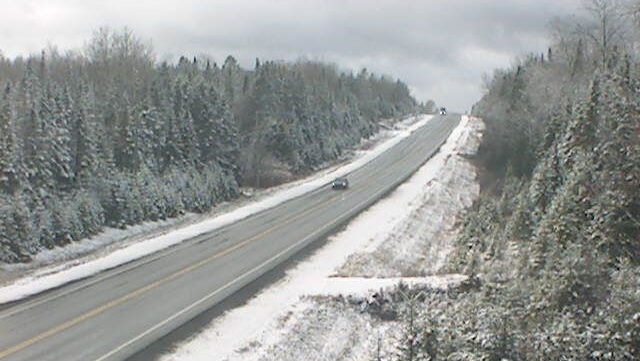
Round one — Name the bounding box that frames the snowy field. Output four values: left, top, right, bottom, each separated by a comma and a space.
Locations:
0, 114, 432, 304
159, 116, 484, 361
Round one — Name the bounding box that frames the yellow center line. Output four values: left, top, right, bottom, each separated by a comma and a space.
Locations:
0, 189, 345, 360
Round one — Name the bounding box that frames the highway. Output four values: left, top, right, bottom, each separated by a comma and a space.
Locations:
0, 114, 460, 361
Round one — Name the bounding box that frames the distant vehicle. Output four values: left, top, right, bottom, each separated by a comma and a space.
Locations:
439, 107, 447, 115
332, 177, 349, 190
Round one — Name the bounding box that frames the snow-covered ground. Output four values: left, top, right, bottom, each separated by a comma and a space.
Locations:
336, 114, 483, 277
0, 114, 432, 304
159, 116, 484, 361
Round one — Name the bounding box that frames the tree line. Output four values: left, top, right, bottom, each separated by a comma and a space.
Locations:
391, 1, 639, 359
0, 27, 419, 262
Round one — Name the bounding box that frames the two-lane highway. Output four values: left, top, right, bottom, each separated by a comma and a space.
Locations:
0, 114, 460, 361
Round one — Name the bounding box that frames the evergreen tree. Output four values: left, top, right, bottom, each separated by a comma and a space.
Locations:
72, 85, 101, 185
0, 84, 22, 195
26, 91, 55, 195
590, 73, 640, 262
48, 86, 74, 190
115, 99, 142, 171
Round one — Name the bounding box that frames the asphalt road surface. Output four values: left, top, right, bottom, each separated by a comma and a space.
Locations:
0, 114, 460, 361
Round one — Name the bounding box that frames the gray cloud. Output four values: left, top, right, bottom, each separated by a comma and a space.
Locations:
0, 0, 583, 110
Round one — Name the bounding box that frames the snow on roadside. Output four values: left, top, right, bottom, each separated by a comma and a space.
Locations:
308, 275, 467, 298
159, 116, 483, 361
244, 298, 398, 361
336, 116, 484, 277
0, 114, 431, 304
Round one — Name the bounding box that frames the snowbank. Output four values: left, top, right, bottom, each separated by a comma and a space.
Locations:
159, 116, 484, 361
0, 115, 432, 305
336, 116, 484, 276
310, 275, 467, 298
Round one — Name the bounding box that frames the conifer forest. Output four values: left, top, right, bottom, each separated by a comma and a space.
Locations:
0, 28, 418, 262
390, 2, 640, 359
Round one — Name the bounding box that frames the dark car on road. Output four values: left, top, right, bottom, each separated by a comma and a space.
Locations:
439, 107, 447, 115
332, 177, 349, 190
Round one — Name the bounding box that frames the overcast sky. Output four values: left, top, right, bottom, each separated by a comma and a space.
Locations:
0, 0, 583, 111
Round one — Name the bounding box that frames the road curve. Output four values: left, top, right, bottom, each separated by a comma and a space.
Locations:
0, 115, 460, 361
